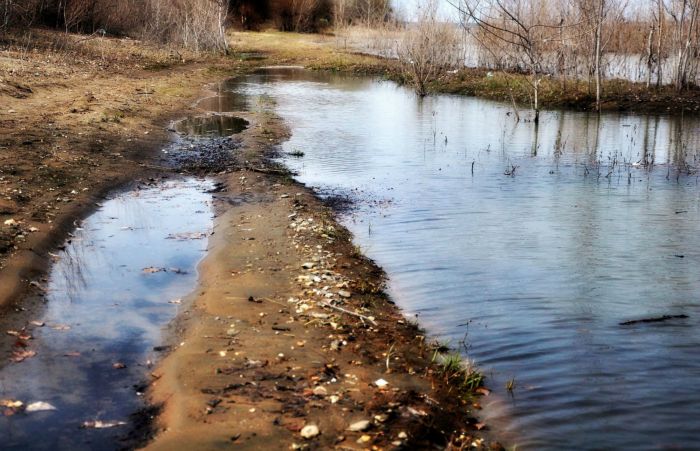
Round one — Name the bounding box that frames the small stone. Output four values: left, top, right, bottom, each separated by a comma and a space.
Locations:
357, 435, 371, 444
348, 420, 371, 432
374, 378, 389, 388
300, 424, 320, 439
312, 386, 328, 396
338, 290, 351, 298
302, 262, 315, 269
398, 431, 408, 439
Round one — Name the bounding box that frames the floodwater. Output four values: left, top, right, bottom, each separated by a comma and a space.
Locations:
229, 68, 700, 450
0, 179, 212, 450
174, 114, 248, 137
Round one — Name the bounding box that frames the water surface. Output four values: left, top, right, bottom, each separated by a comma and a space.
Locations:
227, 68, 700, 450
174, 114, 248, 137
0, 178, 212, 450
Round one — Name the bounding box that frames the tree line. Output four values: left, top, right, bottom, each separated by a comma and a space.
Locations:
454, 0, 700, 110
0, 0, 391, 48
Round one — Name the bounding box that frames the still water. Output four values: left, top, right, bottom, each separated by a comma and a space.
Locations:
229, 68, 700, 450
0, 179, 212, 450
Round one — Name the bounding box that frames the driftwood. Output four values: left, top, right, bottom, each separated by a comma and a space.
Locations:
320, 301, 378, 326
245, 165, 291, 176
619, 314, 689, 326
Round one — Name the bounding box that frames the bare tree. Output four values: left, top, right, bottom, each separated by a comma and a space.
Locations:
665, 0, 700, 91
397, 0, 462, 97
459, 0, 570, 122
291, 0, 320, 31
144, 0, 229, 52
575, 0, 627, 110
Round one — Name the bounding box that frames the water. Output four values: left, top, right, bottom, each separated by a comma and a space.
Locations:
174, 114, 248, 137
0, 178, 212, 450
229, 68, 700, 450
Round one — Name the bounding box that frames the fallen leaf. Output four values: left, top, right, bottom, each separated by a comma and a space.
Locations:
30, 321, 45, 327
7, 330, 33, 340
475, 387, 491, 396
64, 352, 81, 357
11, 350, 36, 362
112, 362, 127, 369
348, 420, 371, 432
81, 420, 127, 429
0, 400, 23, 409
26, 402, 57, 412
406, 406, 428, 417
166, 232, 207, 240
142, 267, 165, 274
52, 324, 71, 331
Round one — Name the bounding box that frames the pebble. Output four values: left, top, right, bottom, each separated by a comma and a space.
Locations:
338, 290, 351, 298
312, 386, 328, 396
374, 378, 389, 388
398, 431, 408, 439
348, 420, 371, 432
357, 435, 371, 444
300, 424, 320, 439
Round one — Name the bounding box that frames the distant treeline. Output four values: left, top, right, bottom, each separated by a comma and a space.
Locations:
228, 0, 391, 31
0, 0, 391, 36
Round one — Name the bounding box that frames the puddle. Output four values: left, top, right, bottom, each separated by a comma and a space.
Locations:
174, 114, 248, 137
195, 95, 249, 113
0, 178, 213, 450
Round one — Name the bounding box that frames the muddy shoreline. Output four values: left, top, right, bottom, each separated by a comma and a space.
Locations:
143, 106, 500, 449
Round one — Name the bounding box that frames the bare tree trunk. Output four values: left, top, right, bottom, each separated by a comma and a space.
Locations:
646, 24, 654, 88
656, 0, 664, 88
594, 0, 604, 112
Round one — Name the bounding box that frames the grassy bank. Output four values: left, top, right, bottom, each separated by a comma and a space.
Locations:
230, 30, 700, 116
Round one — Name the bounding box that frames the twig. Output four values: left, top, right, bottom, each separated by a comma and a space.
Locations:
244, 165, 290, 176
319, 301, 378, 326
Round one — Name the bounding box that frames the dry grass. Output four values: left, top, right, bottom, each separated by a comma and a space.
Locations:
229, 30, 393, 74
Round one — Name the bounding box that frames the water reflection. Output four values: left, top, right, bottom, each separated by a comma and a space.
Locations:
174, 115, 248, 137
0, 179, 212, 450
228, 68, 700, 450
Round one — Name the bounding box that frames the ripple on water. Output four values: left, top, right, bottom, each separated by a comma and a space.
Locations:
223, 68, 700, 450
